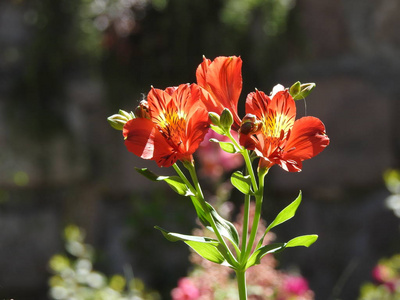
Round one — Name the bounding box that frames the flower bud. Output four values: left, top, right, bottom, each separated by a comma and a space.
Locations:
134, 100, 151, 119
220, 108, 234, 130
107, 109, 134, 131
208, 112, 221, 126
290, 82, 316, 100
239, 114, 261, 135
289, 81, 301, 98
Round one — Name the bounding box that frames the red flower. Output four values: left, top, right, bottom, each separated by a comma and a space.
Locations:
239, 89, 329, 172
123, 84, 210, 167
196, 56, 243, 129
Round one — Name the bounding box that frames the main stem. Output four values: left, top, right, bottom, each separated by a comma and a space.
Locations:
236, 269, 247, 300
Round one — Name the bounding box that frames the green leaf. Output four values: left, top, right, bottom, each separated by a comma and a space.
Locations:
155, 226, 218, 244
206, 203, 240, 248
231, 171, 252, 195
135, 168, 193, 196
185, 241, 227, 265
210, 124, 226, 135
154, 226, 227, 265
266, 191, 302, 232
286, 235, 318, 248
246, 234, 318, 269
256, 191, 302, 248
245, 243, 285, 269
163, 177, 193, 196
135, 168, 168, 181
209, 138, 238, 154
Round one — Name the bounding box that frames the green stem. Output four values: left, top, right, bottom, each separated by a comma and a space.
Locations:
172, 163, 197, 196
242, 169, 267, 262
240, 194, 250, 262
236, 269, 247, 300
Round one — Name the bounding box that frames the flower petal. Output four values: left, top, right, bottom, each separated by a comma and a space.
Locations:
123, 118, 157, 159
283, 116, 330, 164
196, 56, 243, 128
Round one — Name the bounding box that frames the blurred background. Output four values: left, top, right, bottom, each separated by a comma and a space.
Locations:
0, 0, 399, 299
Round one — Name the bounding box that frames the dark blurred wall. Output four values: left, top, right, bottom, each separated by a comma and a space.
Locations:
0, 0, 399, 299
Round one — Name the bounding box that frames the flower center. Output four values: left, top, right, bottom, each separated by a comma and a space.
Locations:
262, 110, 293, 139
156, 109, 187, 148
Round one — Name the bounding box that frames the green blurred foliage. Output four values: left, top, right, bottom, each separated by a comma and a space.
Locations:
48, 224, 160, 300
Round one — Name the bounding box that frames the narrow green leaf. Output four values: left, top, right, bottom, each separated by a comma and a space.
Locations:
231, 171, 252, 195
266, 191, 302, 232
207, 203, 240, 247
245, 243, 285, 269
154, 226, 218, 244
135, 168, 193, 196
185, 241, 226, 265
209, 139, 237, 154
154, 226, 228, 265
256, 191, 302, 249
135, 168, 167, 181
286, 235, 318, 248
164, 177, 194, 196
210, 124, 226, 135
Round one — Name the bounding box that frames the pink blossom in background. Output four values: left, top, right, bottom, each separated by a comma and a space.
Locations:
197, 129, 243, 179
372, 264, 396, 292
372, 264, 392, 283
171, 278, 200, 300
282, 275, 310, 296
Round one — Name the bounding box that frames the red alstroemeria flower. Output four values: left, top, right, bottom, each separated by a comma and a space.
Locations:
239, 89, 329, 172
196, 56, 243, 129
123, 84, 210, 167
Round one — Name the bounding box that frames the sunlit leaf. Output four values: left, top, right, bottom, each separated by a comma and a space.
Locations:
285, 235, 318, 248
245, 243, 285, 269
210, 124, 226, 135
185, 241, 227, 264
209, 138, 238, 154
207, 203, 240, 247
266, 191, 302, 232
135, 168, 193, 196
231, 171, 252, 194
154, 226, 227, 265
256, 191, 302, 248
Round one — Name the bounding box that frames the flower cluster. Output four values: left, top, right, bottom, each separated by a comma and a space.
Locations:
109, 56, 329, 173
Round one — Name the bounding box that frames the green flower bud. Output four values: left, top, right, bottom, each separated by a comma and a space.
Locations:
220, 108, 234, 130
289, 81, 301, 98
107, 109, 134, 131
208, 112, 221, 126
290, 82, 316, 100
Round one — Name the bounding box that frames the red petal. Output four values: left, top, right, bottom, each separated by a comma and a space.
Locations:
245, 90, 271, 120
123, 118, 157, 159
147, 87, 172, 120
283, 116, 330, 163
196, 56, 243, 127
